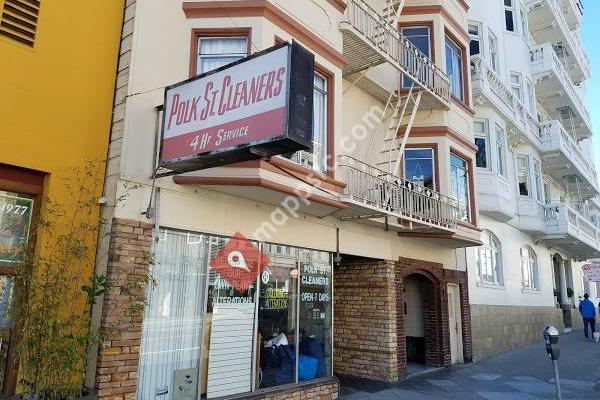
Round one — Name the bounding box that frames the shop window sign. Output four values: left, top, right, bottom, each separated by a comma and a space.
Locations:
0, 192, 34, 265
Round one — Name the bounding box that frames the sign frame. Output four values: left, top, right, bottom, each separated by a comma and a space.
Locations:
157, 40, 314, 176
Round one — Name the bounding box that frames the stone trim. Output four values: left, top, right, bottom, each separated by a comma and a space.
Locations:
95, 218, 153, 399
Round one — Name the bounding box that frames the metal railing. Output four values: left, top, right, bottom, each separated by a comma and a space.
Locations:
540, 120, 598, 186
530, 44, 590, 126
343, 0, 450, 103
471, 56, 542, 140
337, 155, 458, 229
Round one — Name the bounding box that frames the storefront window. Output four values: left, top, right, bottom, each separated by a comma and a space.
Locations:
137, 230, 333, 400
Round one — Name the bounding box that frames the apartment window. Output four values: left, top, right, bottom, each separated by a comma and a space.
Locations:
504, 0, 516, 32
496, 126, 506, 177
476, 230, 504, 286
450, 153, 470, 222
520, 6, 528, 41
402, 26, 431, 88
488, 32, 499, 73
468, 23, 481, 56
521, 245, 540, 291
288, 73, 329, 173
527, 80, 536, 113
197, 36, 248, 74
510, 72, 522, 102
404, 148, 435, 189
517, 155, 530, 197
474, 120, 489, 169
544, 181, 551, 204
534, 160, 543, 202
445, 36, 464, 100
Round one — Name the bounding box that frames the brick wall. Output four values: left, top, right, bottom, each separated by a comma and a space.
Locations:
95, 218, 153, 399
334, 260, 399, 382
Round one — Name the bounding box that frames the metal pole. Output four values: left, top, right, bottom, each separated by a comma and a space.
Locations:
552, 360, 562, 400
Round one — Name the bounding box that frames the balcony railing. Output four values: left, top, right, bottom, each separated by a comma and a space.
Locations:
471, 57, 542, 142
530, 43, 591, 127
341, 0, 450, 104
337, 155, 458, 230
540, 120, 598, 189
544, 203, 600, 256
527, 0, 590, 79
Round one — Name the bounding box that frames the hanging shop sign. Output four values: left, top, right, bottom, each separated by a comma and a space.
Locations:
159, 41, 314, 174
582, 263, 600, 282
0, 193, 34, 265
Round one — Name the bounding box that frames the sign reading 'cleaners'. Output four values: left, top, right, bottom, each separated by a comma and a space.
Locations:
160, 41, 314, 173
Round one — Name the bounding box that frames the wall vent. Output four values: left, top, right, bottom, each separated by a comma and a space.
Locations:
0, 0, 40, 47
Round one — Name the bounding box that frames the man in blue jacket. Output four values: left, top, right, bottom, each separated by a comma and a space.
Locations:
578, 293, 597, 340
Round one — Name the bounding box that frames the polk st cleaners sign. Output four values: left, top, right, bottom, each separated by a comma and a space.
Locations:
160, 41, 314, 173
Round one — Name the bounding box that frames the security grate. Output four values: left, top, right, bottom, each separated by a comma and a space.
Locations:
0, 0, 40, 47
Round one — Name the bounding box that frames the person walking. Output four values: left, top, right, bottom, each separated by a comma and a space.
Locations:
578, 293, 596, 341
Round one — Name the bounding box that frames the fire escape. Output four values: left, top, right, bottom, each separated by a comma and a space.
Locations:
337, 0, 457, 233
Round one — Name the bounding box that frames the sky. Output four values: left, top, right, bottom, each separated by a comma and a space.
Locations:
581, 3, 600, 172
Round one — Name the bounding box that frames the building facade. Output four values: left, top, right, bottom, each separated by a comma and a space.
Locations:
0, 0, 124, 395
91, 0, 479, 399
467, 0, 597, 360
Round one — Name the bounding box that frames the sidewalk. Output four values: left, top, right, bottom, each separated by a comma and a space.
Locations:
340, 330, 600, 399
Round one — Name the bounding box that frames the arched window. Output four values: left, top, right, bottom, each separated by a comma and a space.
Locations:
521, 246, 540, 291
476, 230, 503, 286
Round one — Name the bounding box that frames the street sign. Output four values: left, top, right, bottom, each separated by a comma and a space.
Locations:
159, 41, 314, 174
582, 263, 600, 282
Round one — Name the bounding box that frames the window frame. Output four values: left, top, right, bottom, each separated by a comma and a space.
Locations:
533, 159, 543, 203
450, 150, 473, 224
445, 33, 466, 102
474, 119, 489, 170
517, 155, 531, 197
189, 28, 251, 77
403, 147, 438, 190
495, 125, 507, 177
520, 5, 528, 42
521, 245, 540, 291
510, 72, 523, 102
468, 22, 482, 57
476, 230, 504, 287
504, 0, 517, 33
527, 79, 536, 113
488, 31, 499, 73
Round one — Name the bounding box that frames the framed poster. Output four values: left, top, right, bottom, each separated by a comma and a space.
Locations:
0, 192, 34, 266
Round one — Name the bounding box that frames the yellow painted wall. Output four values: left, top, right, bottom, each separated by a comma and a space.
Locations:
0, 0, 124, 389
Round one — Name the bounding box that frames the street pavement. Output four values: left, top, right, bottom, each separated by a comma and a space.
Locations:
340, 330, 600, 399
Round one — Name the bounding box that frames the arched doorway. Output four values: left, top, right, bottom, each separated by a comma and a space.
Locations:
403, 274, 434, 370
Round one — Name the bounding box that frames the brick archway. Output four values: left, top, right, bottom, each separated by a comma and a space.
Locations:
395, 257, 471, 374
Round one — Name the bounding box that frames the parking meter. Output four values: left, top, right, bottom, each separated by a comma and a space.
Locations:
543, 325, 560, 360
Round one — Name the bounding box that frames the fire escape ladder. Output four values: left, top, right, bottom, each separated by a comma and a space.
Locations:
383, 0, 405, 27
393, 89, 422, 176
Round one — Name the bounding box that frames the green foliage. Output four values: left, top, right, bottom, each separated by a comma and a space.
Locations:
12, 162, 106, 399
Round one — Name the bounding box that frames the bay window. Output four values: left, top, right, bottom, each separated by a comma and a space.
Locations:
510, 72, 522, 102
468, 23, 481, 57
534, 160, 543, 202
450, 153, 471, 222
402, 26, 432, 89
488, 32, 499, 73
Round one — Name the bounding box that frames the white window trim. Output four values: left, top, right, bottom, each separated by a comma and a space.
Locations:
487, 30, 499, 74
474, 119, 490, 170
517, 154, 531, 198
510, 72, 523, 102
504, 0, 517, 33
476, 230, 504, 287
468, 21, 483, 57
495, 125, 507, 177
533, 159, 544, 204
521, 246, 540, 292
